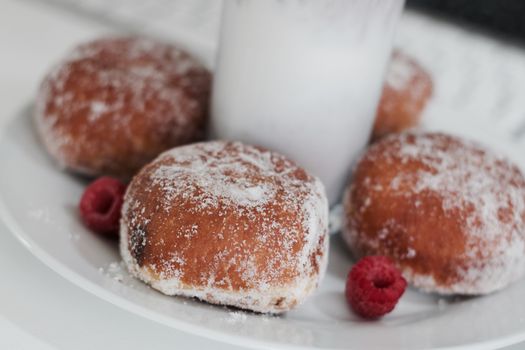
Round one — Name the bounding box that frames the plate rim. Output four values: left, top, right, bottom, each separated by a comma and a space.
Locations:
0, 192, 303, 350
1, 112, 525, 350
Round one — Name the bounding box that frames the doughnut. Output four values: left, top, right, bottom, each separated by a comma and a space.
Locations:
343, 132, 525, 295
35, 36, 211, 178
371, 50, 433, 141
120, 141, 329, 313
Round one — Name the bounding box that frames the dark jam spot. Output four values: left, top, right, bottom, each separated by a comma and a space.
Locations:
130, 224, 148, 266
274, 297, 285, 307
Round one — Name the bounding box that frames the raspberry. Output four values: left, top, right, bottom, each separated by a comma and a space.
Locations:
79, 177, 126, 237
345, 256, 407, 319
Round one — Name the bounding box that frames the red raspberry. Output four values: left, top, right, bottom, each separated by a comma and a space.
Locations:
345, 256, 407, 319
79, 177, 126, 237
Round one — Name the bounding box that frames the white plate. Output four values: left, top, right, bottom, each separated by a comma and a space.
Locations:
2, 106, 525, 350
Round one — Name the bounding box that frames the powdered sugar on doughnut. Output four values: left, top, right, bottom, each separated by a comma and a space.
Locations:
345, 132, 525, 294
150, 145, 278, 210
120, 141, 329, 313
34, 37, 210, 177
372, 50, 433, 140
386, 50, 431, 97
386, 53, 418, 91
390, 133, 525, 244
396, 134, 525, 293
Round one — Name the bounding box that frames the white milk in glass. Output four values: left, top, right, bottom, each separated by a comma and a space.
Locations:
212, 0, 405, 205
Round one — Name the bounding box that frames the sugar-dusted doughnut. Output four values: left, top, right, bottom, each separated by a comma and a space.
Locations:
35, 36, 211, 178
344, 132, 525, 294
372, 50, 433, 141
120, 141, 329, 313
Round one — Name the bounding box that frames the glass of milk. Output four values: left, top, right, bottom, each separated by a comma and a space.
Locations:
212, 0, 405, 205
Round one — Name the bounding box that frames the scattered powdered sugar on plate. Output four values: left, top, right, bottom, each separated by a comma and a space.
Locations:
27, 207, 55, 224
99, 261, 127, 283
225, 311, 248, 324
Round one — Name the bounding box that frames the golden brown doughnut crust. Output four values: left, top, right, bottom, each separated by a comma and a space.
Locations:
120, 141, 329, 313
372, 50, 433, 141
344, 132, 525, 294
35, 37, 211, 178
